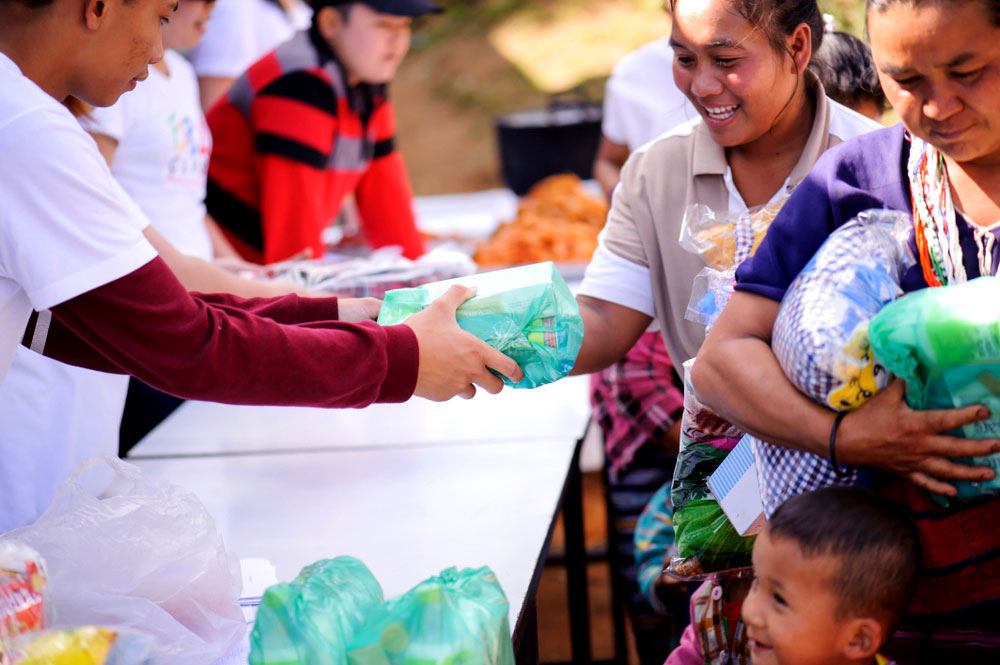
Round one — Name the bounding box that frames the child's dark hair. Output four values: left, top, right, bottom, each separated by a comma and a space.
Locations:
669, 0, 825, 64
768, 486, 920, 630
814, 31, 886, 114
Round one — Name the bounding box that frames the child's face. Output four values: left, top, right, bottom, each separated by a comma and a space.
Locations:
324, 4, 412, 85
742, 528, 872, 665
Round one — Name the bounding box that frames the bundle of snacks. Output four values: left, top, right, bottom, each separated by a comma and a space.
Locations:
250, 557, 383, 665
7, 627, 153, 665
755, 210, 912, 515
473, 174, 607, 266
870, 276, 1000, 502
378, 262, 584, 389
1, 542, 48, 665
680, 197, 787, 331
346, 566, 513, 665
667, 360, 754, 579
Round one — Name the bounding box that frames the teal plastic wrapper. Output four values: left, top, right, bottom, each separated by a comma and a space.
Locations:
249, 557, 384, 665
345, 566, 514, 665
869, 277, 1000, 501
377, 262, 584, 389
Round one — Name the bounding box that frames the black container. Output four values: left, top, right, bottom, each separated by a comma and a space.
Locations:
495, 97, 603, 196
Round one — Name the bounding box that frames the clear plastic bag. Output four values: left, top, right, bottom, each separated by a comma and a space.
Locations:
345, 566, 514, 665
0, 456, 245, 665
679, 197, 788, 332
377, 261, 584, 389
667, 360, 752, 579
249, 557, 383, 665
773, 209, 912, 411
756, 210, 913, 516
870, 276, 1000, 501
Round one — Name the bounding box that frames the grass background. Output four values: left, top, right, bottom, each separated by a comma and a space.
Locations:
393, 0, 869, 194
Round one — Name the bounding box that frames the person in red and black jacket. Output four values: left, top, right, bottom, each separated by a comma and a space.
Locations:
205, 0, 438, 265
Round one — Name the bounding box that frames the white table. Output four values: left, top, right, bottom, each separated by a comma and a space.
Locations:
132, 438, 578, 662
130, 375, 591, 458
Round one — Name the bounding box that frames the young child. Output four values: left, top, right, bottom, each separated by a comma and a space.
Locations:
742, 486, 919, 665
666, 486, 920, 665
205, 0, 438, 264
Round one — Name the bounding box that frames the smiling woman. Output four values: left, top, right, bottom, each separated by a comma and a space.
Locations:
570, 0, 879, 381
690, 0, 1000, 658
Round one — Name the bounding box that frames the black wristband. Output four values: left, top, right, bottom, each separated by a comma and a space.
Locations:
829, 411, 850, 478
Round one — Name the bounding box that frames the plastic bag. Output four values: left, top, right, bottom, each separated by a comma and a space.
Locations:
870, 276, 1000, 501
7, 627, 154, 665
754, 210, 913, 516
244, 246, 477, 298
345, 566, 514, 665
1, 541, 48, 657
679, 197, 787, 332
377, 261, 584, 389
249, 557, 383, 665
0, 456, 245, 665
678, 201, 783, 271
667, 360, 753, 579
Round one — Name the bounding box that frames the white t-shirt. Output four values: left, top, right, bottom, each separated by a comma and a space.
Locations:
0, 52, 156, 531
602, 36, 697, 151
0, 52, 156, 378
186, 0, 313, 79
82, 50, 214, 259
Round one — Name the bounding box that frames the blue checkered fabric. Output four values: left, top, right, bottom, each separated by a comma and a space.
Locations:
758, 210, 912, 516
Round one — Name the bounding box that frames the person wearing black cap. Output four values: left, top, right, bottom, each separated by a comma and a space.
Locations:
204, 0, 441, 266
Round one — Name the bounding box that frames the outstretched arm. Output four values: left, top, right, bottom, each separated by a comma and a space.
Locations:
570, 295, 651, 375
693, 291, 1000, 497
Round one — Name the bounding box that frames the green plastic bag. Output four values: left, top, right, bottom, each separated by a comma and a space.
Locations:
869, 277, 1000, 501
671, 499, 756, 578
345, 566, 514, 665
377, 262, 583, 389
249, 557, 384, 665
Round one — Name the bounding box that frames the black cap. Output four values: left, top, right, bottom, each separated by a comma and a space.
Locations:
313, 0, 443, 17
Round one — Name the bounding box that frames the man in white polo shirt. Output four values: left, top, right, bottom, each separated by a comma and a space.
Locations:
0, 0, 521, 529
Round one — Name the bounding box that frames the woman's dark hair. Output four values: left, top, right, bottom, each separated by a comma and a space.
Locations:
867, 0, 1000, 27
814, 31, 886, 113
669, 0, 825, 62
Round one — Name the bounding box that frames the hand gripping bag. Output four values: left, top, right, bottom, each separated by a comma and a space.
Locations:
377, 262, 583, 389
869, 276, 1000, 502
758, 210, 913, 516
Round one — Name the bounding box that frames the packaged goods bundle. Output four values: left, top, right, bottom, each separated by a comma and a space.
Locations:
870, 276, 1000, 502
378, 262, 584, 389
667, 360, 754, 579
756, 210, 913, 515
680, 197, 787, 330
666, 201, 788, 579
346, 567, 513, 665
1, 542, 48, 665
233, 246, 476, 298
250, 559, 513, 665
6, 627, 154, 665
249, 557, 383, 665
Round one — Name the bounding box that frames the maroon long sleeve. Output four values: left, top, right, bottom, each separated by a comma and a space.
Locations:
37, 257, 418, 406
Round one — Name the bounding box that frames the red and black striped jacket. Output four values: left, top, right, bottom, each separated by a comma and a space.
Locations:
205, 29, 426, 264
